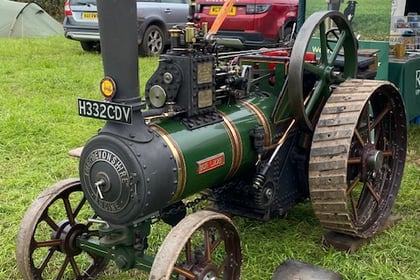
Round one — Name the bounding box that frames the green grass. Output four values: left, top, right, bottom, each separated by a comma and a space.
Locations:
1, 3, 420, 279
306, 0, 392, 41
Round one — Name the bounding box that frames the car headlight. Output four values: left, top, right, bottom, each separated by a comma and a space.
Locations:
246, 4, 271, 14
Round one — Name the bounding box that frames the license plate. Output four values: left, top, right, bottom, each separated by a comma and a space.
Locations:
209, 6, 236, 15
78, 98, 132, 124
82, 12, 98, 20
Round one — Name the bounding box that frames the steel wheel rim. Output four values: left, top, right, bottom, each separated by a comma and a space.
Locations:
309, 80, 407, 238
149, 210, 242, 280
16, 178, 107, 280
346, 87, 406, 234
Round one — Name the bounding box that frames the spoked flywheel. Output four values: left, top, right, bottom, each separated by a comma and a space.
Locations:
149, 210, 242, 280
289, 10, 357, 132
309, 79, 407, 238
16, 178, 108, 279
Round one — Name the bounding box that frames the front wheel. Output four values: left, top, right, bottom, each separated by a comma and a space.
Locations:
139, 25, 165, 56
16, 178, 108, 279
149, 210, 242, 280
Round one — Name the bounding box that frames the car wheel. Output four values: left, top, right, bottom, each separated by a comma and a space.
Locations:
139, 25, 165, 56
80, 41, 100, 52
280, 25, 296, 44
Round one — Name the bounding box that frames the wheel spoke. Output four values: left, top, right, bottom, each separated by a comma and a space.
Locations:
303, 62, 323, 77
57, 256, 70, 279
348, 157, 361, 164
69, 256, 82, 277
365, 181, 381, 204
63, 196, 75, 225
346, 174, 361, 195
185, 239, 192, 263
372, 105, 392, 129
382, 150, 393, 158
37, 247, 56, 275
216, 256, 229, 275
328, 31, 347, 65
349, 192, 359, 222
73, 196, 87, 219
354, 127, 365, 146
43, 213, 59, 231
173, 265, 197, 279
318, 21, 328, 65
36, 239, 62, 248
204, 228, 212, 262
306, 80, 326, 114
210, 236, 223, 255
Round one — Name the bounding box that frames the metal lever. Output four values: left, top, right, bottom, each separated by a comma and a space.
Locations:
94, 179, 106, 199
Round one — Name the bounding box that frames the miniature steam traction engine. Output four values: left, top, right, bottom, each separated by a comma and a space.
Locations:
16, 0, 407, 279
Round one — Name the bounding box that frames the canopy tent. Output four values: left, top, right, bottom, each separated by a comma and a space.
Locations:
0, 0, 63, 38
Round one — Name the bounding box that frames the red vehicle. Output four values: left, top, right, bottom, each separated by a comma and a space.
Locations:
195, 0, 299, 49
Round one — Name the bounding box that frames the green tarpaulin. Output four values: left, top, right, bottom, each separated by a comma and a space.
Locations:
0, 0, 63, 37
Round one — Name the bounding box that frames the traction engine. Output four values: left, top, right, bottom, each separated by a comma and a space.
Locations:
16, 0, 407, 279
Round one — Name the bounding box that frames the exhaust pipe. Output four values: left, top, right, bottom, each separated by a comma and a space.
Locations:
97, 0, 140, 104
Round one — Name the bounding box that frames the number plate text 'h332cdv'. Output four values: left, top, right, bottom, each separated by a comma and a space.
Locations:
78, 98, 132, 124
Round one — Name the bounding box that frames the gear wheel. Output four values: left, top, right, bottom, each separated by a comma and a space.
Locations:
255, 181, 276, 209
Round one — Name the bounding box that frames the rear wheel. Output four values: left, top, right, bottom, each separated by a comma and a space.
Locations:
139, 25, 165, 56
309, 79, 407, 238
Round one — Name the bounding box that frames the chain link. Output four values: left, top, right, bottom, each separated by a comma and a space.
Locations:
150, 191, 210, 225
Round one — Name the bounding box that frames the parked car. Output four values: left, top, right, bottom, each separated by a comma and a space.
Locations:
195, 0, 299, 49
63, 0, 190, 56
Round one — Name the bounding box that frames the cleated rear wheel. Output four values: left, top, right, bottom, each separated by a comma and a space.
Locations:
309, 79, 407, 238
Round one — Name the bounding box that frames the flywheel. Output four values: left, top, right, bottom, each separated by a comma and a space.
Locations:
309, 79, 407, 238
289, 10, 357, 132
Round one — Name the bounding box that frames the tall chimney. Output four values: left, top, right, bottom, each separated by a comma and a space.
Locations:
96, 0, 140, 103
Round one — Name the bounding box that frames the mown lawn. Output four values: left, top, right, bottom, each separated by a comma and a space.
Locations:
306, 0, 392, 41
1, 1, 419, 279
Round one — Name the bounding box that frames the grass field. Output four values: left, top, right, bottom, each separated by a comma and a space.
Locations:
305, 0, 392, 41
1, 1, 419, 279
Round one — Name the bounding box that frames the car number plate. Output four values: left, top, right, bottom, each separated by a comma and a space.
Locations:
78, 98, 132, 124
209, 6, 236, 15
82, 12, 98, 20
